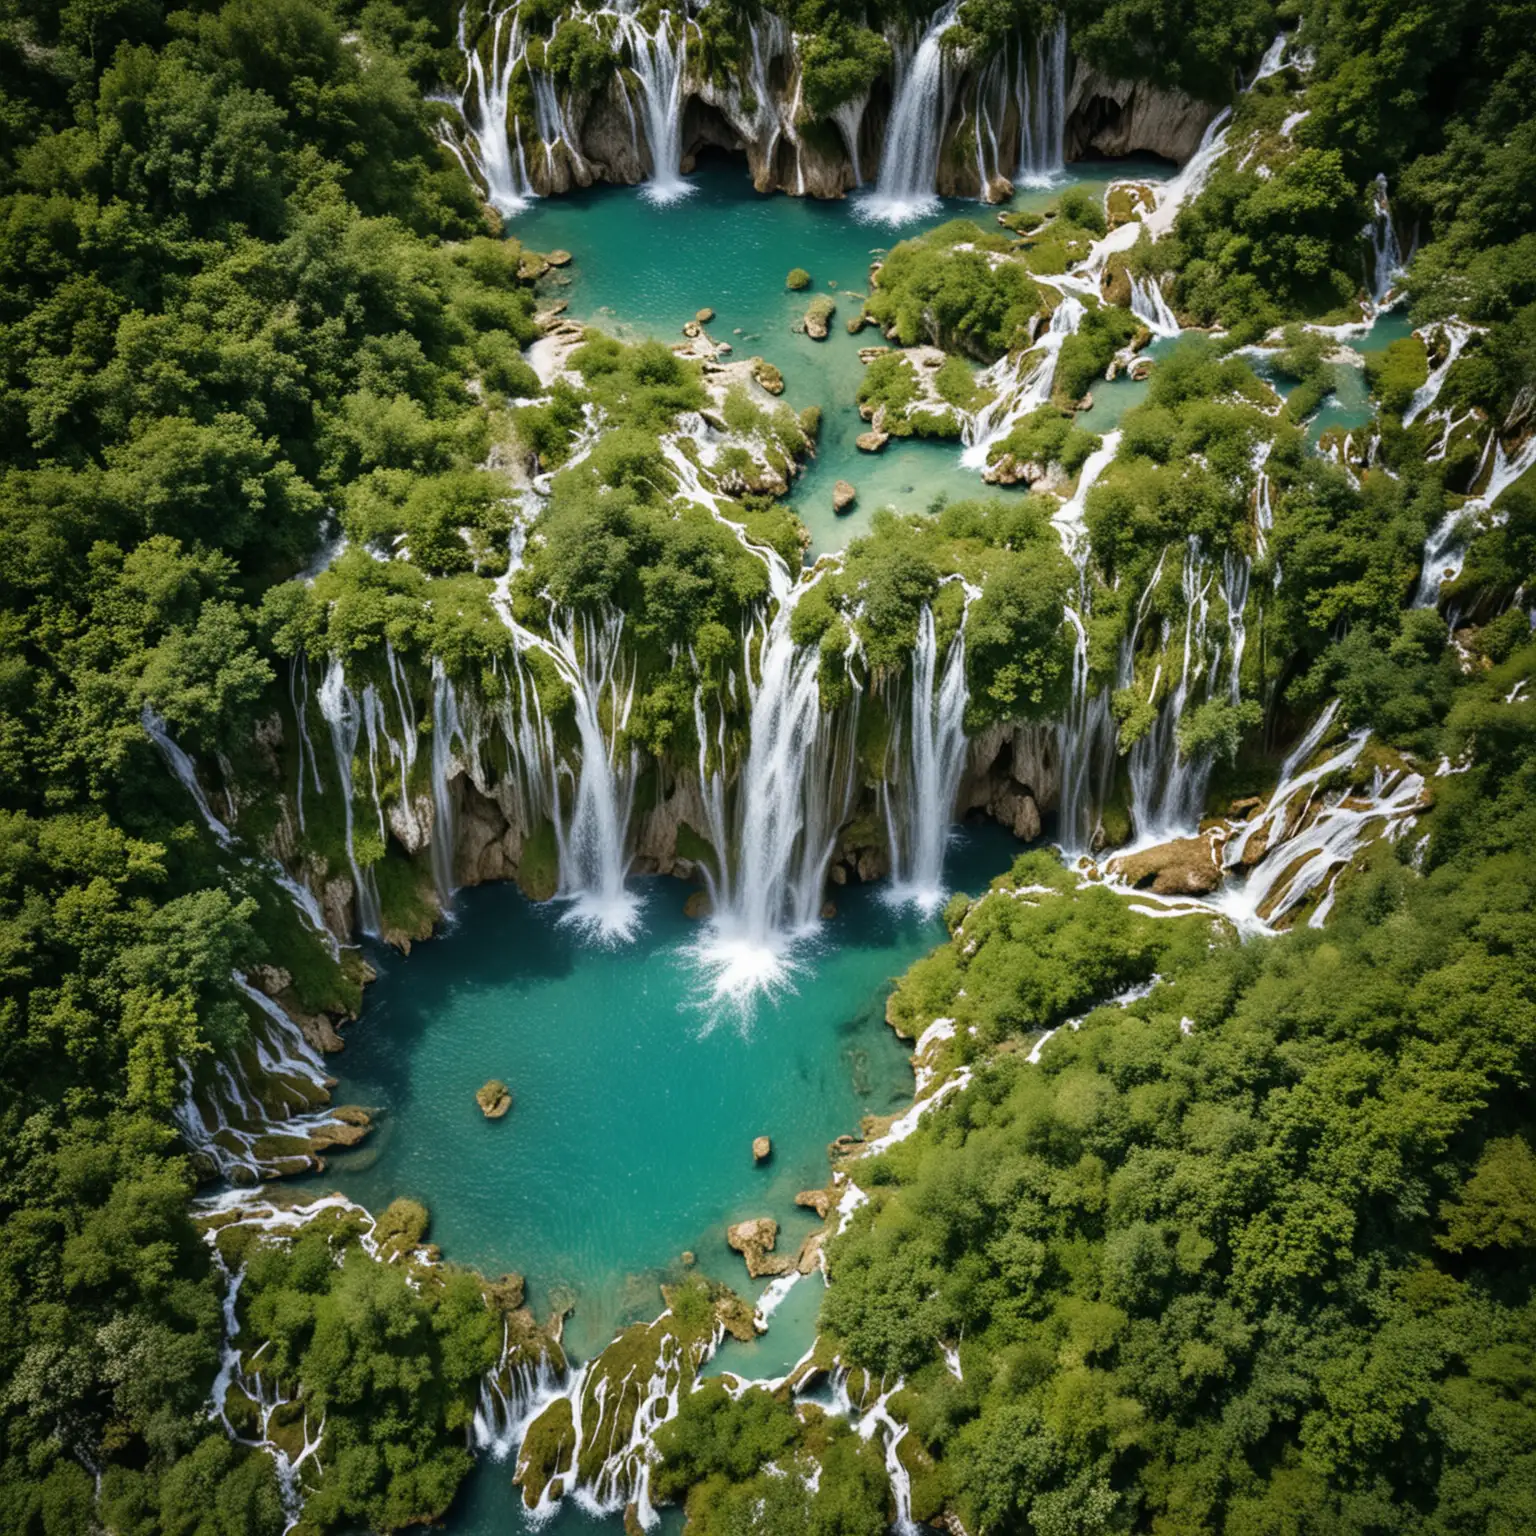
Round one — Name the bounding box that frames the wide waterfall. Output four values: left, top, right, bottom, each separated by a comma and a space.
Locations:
692, 566, 860, 1004
882, 597, 976, 911
616, 8, 693, 204
861, 2, 960, 224
1129, 275, 1180, 336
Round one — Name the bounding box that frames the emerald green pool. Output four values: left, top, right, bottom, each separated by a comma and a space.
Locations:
319, 824, 1019, 1531
512, 158, 1172, 551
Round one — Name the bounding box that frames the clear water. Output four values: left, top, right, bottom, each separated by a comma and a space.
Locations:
511, 157, 1172, 551
316, 824, 1020, 1532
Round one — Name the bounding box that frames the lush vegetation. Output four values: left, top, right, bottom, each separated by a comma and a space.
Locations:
819, 637, 1536, 1531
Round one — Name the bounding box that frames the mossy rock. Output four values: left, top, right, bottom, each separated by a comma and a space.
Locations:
516, 818, 559, 901
476, 1080, 513, 1119
375, 1197, 430, 1256
516, 1396, 575, 1506
786, 267, 811, 290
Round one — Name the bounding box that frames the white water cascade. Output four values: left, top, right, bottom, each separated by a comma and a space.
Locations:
1129, 274, 1180, 337
1051, 432, 1122, 851
1142, 108, 1232, 238
546, 607, 641, 940
693, 565, 861, 1004
317, 658, 383, 938
1018, 17, 1067, 183
1415, 430, 1536, 606
1365, 172, 1404, 309
961, 294, 1085, 469
288, 655, 323, 834
1403, 321, 1475, 426
882, 594, 977, 911
451, 6, 535, 214
429, 660, 463, 908
616, 7, 693, 204
861, 2, 960, 224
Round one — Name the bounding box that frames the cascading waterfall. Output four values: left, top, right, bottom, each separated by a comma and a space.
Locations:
1142, 108, 1232, 238
861, 1, 960, 223
141, 706, 234, 847
1403, 321, 1474, 427
1365, 172, 1403, 309
451, 6, 535, 213
1129, 274, 1180, 337
615, 6, 693, 204
882, 593, 977, 910
1018, 17, 1067, 184
960, 294, 1085, 469
546, 607, 641, 940
693, 564, 861, 1003
317, 658, 383, 937
289, 654, 323, 834
1127, 538, 1216, 842
429, 661, 464, 908
1415, 430, 1536, 606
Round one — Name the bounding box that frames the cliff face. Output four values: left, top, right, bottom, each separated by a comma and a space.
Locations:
446, 22, 1215, 210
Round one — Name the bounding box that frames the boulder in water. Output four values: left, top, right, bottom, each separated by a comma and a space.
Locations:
695, 306, 715, 323
752, 1135, 772, 1162
786, 267, 811, 290
476, 1080, 513, 1119
833, 479, 857, 513
684, 890, 712, 920
545, 249, 572, 267
751, 357, 784, 395
796, 1188, 832, 1220
727, 1216, 793, 1278
804, 295, 836, 340
1130, 357, 1155, 381
856, 428, 889, 453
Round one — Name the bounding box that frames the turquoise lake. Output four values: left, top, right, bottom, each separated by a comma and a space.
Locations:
511, 157, 1173, 551
319, 823, 1019, 1532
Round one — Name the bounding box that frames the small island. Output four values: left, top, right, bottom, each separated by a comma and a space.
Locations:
476, 1079, 513, 1119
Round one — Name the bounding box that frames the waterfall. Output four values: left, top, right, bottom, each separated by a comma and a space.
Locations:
1365, 173, 1403, 308
1051, 433, 1123, 851
429, 661, 463, 908
860, 2, 960, 224
960, 295, 1085, 469
1017, 17, 1066, 184
616, 8, 693, 204
1142, 108, 1232, 238
1415, 431, 1536, 606
693, 566, 860, 1005
1223, 550, 1251, 703
452, 6, 535, 214
882, 595, 976, 910
141, 706, 234, 846
831, 92, 871, 186
289, 655, 323, 835
546, 608, 641, 941
1129, 275, 1180, 337
317, 658, 383, 938
1403, 321, 1474, 426
1127, 539, 1215, 842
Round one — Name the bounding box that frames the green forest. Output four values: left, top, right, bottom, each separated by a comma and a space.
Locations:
0, 0, 1532, 1532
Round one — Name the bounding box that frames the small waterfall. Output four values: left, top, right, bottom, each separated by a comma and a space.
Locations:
1403, 321, 1473, 426
546, 608, 641, 941
452, 6, 535, 214
1142, 108, 1232, 238
1127, 539, 1215, 842
317, 658, 383, 938
1365, 173, 1403, 308
616, 8, 693, 204
1129, 274, 1180, 337
860, 2, 960, 223
1222, 550, 1251, 703
429, 661, 463, 908
882, 594, 976, 910
1051, 432, 1123, 851
831, 91, 872, 186
960, 295, 1085, 469
1415, 430, 1536, 606
289, 655, 323, 835
141, 706, 234, 846
1017, 17, 1066, 184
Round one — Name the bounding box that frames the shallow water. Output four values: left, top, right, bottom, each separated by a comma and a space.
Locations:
511, 157, 1171, 551
317, 824, 1020, 1531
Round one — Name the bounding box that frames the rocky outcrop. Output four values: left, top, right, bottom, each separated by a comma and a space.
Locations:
752, 1135, 772, 1162
1064, 64, 1217, 164
833, 479, 857, 513
1109, 834, 1223, 895
477, 1079, 513, 1118
726, 1217, 795, 1278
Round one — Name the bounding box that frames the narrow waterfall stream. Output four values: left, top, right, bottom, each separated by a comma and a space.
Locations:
1019, 18, 1068, 182
882, 596, 977, 910
318, 658, 384, 937
615, 7, 693, 204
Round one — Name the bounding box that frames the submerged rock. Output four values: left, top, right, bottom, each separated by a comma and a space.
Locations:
727, 1216, 793, 1278
833, 479, 857, 513
856, 428, 889, 452
752, 1135, 772, 1162
684, 890, 712, 920
476, 1079, 513, 1119
796, 1188, 832, 1220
